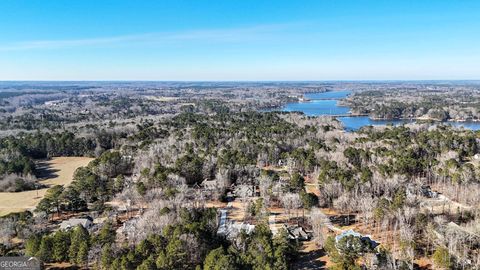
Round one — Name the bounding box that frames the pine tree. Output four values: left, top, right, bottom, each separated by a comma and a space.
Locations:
96, 221, 116, 246
77, 241, 89, 267
273, 229, 294, 270
69, 225, 89, 263
36, 236, 54, 262
100, 244, 113, 269
137, 255, 156, 270
44, 185, 64, 218
25, 234, 42, 257
53, 230, 71, 262
204, 247, 238, 270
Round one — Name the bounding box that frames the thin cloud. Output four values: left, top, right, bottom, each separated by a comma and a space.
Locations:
0, 22, 306, 52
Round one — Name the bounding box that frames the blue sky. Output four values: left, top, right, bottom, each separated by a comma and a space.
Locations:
0, 0, 479, 80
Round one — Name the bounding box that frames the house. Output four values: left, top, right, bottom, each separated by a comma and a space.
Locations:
285, 225, 310, 241
60, 217, 93, 230
234, 184, 256, 198
201, 179, 219, 190
217, 209, 255, 239
335, 229, 362, 242
224, 222, 255, 239
335, 229, 379, 249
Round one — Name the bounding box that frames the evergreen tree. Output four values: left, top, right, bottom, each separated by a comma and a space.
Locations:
273, 229, 297, 270
335, 235, 374, 269
44, 185, 64, 218
35, 197, 52, 219
110, 258, 121, 270
137, 255, 156, 270
77, 241, 89, 267
287, 172, 305, 192
96, 221, 116, 246
69, 225, 89, 263
61, 188, 88, 212
175, 152, 204, 185
52, 230, 71, 262
99, 244, 110, 269
36, 235, 54, 262
246, 223, 274, 270
25, 234, 42, 257
120, 255, 132, 270
204, 247, 238, 270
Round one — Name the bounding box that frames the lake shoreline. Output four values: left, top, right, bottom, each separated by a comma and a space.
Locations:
281, 91, 480, 131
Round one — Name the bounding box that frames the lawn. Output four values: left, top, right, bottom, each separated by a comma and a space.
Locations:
0, 157, 93, 216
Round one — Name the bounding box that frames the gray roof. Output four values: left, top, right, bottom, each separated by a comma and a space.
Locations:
59, 218, 92, 230
201, 179, 218, 190
285, 225, 310, 240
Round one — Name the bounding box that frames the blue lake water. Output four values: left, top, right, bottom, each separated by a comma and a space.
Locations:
281, 91, 480, 131
283, 100, 350, 116
338, 116, 416, 131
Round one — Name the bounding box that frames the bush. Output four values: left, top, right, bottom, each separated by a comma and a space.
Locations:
0, 174, 39, 192
432, 247, 452, 269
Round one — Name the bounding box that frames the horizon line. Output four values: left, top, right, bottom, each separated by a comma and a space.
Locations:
1, 79, 480, 83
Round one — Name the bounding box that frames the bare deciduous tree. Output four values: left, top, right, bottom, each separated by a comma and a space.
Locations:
310, 208, 329, 247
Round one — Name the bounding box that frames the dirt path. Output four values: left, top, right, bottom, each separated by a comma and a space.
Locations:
269, 214, 279, 235
322, 214, 343, 233
420, 193, 472, 215
0, 157, 93, 216
228, 200, 246, 222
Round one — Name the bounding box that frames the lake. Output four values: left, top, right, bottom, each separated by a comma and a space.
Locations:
282, 90, 480, 131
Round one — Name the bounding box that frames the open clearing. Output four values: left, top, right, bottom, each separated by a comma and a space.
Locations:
0, 157, 93, 216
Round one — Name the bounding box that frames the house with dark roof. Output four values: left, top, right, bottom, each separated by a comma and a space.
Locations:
284, 225, 311, 241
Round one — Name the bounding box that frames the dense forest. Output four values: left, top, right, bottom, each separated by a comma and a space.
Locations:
343, 89, 480, 121
0, 131, 110, 192
0, 83, 479, 269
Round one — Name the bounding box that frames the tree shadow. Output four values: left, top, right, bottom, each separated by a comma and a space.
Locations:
35, 160, 60, 180
330, 214, 356, 226
293, 248, 327, 270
